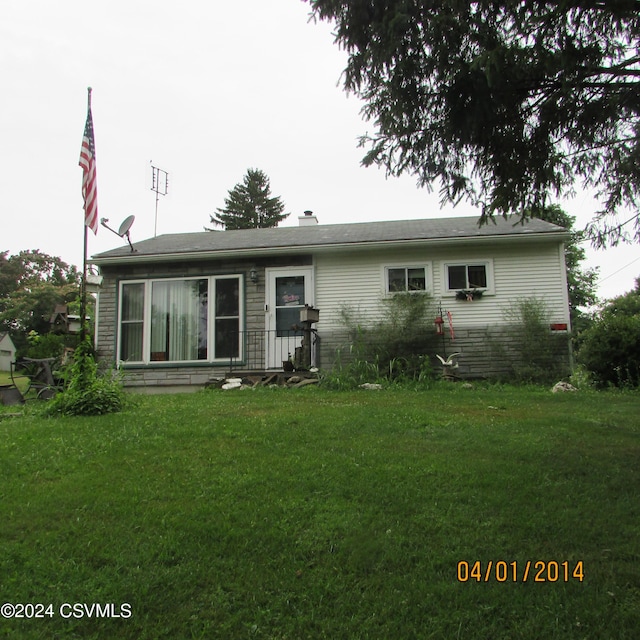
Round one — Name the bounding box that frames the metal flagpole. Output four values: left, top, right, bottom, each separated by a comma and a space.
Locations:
80, 87, 92, 344
80, 222, 88, 343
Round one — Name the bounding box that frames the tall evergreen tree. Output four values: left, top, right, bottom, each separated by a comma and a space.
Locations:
306, 0, 640, 246
208, 169, 289, 230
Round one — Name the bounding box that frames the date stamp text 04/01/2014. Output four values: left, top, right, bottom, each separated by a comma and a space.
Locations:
457, 561, 585, 583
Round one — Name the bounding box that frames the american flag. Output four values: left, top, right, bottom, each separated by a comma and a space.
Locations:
79, 99, 99, 234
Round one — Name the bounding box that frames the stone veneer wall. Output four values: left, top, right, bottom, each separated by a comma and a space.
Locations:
316, 325, 571, 380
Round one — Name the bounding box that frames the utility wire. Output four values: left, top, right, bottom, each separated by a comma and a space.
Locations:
598, 255, 640, 284
577, 210, 640, 244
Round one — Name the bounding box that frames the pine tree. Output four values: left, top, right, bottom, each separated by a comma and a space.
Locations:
306, 0, 640, 246
208, 169, 289, 230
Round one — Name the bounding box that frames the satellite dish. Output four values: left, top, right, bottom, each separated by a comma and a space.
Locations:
118, 215, 135, 237
100, 215, 137, 252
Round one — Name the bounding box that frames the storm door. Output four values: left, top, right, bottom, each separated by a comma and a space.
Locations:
265, 268, 314, 369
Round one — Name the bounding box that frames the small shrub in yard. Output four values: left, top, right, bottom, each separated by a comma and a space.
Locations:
44, 337, 124, 416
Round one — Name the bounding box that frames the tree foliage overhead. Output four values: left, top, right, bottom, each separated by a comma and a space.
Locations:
0, 250, 80, 335
208, 168, 289, 230
306, 0, 640, 245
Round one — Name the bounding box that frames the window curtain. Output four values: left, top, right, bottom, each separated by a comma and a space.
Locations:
121, 283, 144, 361
151, 280, 202, 361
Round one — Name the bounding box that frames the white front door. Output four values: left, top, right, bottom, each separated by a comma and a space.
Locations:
265, 267, 314, 369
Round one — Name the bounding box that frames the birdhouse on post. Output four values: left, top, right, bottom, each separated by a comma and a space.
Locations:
49, 305, 83, 334
49, 305, 70, 334
295, 305, 319, 370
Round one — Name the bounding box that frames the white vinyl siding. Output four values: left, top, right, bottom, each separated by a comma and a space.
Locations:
315, 252, 389, 331
315, 248, 432, 331
492, 244, 569, 313
314, 241, 569, 331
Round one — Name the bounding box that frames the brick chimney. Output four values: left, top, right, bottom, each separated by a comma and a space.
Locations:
298, 210, 318, 226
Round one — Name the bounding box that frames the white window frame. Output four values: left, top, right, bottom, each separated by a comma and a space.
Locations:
441, 260, 494, 296
118, 280, 146, 364
383, 264, 431, 294
117, 274, 244, 365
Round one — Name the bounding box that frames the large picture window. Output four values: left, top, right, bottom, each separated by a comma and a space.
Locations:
118, 276, 242, 364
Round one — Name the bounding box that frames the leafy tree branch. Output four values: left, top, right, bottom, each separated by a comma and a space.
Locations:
306, 0, 640, 245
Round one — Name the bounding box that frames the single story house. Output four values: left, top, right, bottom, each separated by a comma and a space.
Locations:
91, 213, 572, 390
0, 332, 17, 371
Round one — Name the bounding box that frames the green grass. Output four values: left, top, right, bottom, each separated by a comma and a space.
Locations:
1, 385, 639, 639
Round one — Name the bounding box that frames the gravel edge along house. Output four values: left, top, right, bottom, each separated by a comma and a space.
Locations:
90, 213, 572, 390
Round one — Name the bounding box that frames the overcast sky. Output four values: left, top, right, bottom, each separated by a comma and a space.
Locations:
2, 0, 638, 301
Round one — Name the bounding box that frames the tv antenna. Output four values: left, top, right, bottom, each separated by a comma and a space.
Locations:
100, 215, 136, 252
150, 163, 169, 237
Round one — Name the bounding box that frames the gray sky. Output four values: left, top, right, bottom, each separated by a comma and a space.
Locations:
2, 0, 638, 301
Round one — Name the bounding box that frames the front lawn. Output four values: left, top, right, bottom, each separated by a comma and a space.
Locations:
1, 385, 638, 638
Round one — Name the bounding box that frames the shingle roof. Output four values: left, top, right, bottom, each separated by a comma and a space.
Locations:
92, 215, 567, 264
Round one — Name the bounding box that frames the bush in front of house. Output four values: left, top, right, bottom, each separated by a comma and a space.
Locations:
44, 337, 124, 416
323, 293, 437, 388
494, 297, 571, 384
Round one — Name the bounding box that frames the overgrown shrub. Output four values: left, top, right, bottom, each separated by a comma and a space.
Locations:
494, 297, 571, 384
44, 337, 124, 416
577, 278, 640, 388
322, 293, 436, 388
578, 314, 640, 388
